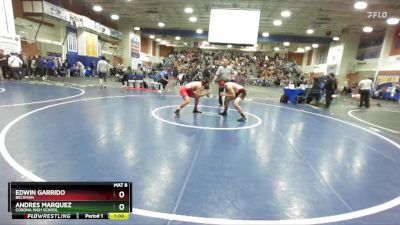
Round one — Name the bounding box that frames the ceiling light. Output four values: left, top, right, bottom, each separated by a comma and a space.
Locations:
354, 1, 368, 10
273, 20, 282, 26
134, 27, 140, 31
156, 38, 161, 42
296, 48, 305, 53
283, 42, 290, 46
363, 26, 373, 32
262, 32, 269, 37
184, 42, 188, 45
93, 5, 102, 12
189, 16, 197, 22
196, 29, 203, 34
306, 29, 314, 34
158, 22, 165, 27
387, 17, 400, 25
227, 44, 232, 48
175, 36, 181, 40
312, 44, 319, 48
149, 35, 155, 39
333, 36, 340, 41
274, 47, 280, 52
111, 14, 119, 20
184, 7, 193, 14
281, 10, 291, 17
305, 46, 311, 51
160, 40, 167, 45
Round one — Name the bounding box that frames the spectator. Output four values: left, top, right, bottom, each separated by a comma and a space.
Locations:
0, 51, 9, 79
63, 60, 70, 77
342, 79, 350, 95
21, 53, 29, 78
122, 66, 133, 87
38, 56, 47, 77
97, 56, 110, 88
306, 77, 322, 104
155, 69, 169, 91
71, 63, 78, 77
76, 61, 85, 77
202, 64, 212, 80
47, 57, 56, 77
324, 73, 337, 108
8, 52, 23, 80
358, 77, 373, 108
90, 60, 96, 77
30, 56, 37, 77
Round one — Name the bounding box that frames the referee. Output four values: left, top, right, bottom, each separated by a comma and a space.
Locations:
214, 59, 236, 107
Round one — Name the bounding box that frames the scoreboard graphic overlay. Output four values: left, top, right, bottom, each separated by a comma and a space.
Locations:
8, 182, 132, 220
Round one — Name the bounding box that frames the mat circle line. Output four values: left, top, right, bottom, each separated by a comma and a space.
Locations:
151, 105, 262, 130
0, 85, 85, 107
348, 109, 400, 134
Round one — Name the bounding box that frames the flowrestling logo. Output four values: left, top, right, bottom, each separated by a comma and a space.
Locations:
367, 11, 388, 19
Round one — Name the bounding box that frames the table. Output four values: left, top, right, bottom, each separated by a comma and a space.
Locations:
283, 88, 305, 104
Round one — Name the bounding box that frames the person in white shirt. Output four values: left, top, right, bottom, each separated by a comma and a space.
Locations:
219, 82, 247, 122
214, 59, 236, 107
30, 56, 37, 77
76, 61, 85, 77
8, 53, 23, 80
97, 56, 110, 88
358, 78, 373, 108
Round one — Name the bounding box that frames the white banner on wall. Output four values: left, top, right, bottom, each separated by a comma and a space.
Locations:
82, 16, 111, 36
94, 22, 110, 36
131, 33, 140, 59
0, 33, 21, 54
327, 45, 343, 65
110, 29, 122, 40
69, 12, 83, 28
82, 16, 95, 31
43, 1, 70, 22
67, 31, 77, 52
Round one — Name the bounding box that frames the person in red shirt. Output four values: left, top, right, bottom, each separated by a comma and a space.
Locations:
174, 78, 210, 117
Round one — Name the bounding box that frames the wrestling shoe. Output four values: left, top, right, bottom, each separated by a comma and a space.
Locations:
174, 109, 180, 117
219, 111, 227, 116
237, 116, 246, 122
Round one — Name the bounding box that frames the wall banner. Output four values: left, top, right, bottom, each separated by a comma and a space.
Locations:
86, 32, 98, 57
131, 33, 140, 59
43, 1, 70, 22
0, 33, 21, 54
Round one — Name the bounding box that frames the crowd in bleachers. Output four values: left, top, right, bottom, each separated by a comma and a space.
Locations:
1, 49, 305, 89
164, 50, 304, 87
0, 52, 83, 79
0, 50, 157, 82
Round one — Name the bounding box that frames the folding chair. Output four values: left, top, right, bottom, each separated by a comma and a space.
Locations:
135, 74, 145, 88
127, 74, 135, 87
148, 74, 161, 90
